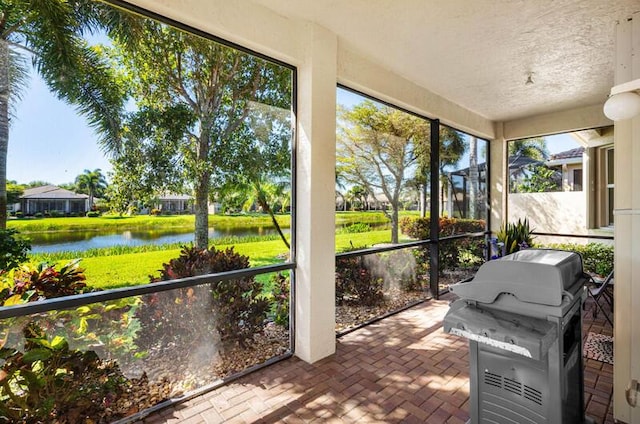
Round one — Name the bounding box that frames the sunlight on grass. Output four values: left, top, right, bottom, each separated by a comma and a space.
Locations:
15, 212, 419, 290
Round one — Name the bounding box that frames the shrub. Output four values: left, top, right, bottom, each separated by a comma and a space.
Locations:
34, 212, 43, 218
150, 208, 161, 216
400, 217, 485, 273
136, 246, 269, 349
0, 260, 89, 306
268, 273, 290, 328
15, 211, 23, 218
0, 322, 130, 423
544, 242, 613, 277
337, 223, 372, 234
335, 246, 384, 306
49, 210, 64, 218
0, 228, 31, 272
375, 249, 421, 292
400, 216, 485, 240
497, 218, 534, 255
86, 210, 100, 217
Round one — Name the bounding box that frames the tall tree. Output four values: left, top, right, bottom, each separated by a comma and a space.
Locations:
0, 0, 125, 228
413, 127, 466, 217
216, 102, 292, 248
105, 17, 292, 248
6, 180, 22, 205
508, 137, 548, 191
508, 137, 548, 161
337, 101, 431, 243
335, 168, 348, 212
75, 168, 107, 207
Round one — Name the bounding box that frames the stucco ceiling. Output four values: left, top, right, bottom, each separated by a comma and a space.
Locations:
251, 0, 639, 122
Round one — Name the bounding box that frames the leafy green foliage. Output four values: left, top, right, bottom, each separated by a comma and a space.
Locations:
337, 223, 372, 234
516, 165, 562, 193
335, 246, 384, 306
497, 218, 534, 255
337, 102, 432, 243
0, 260, 89, 306
268, 273, 290, 328
0, 322, 130, 423
104, 13, 293, 248
74, 168, 108, 206
136, 246, 269, 348
0, 228, 30, 272
399, 216, 486, 272
6, 183, 24, 205
508, 137, 549, 161
86, 210, 100, 217
545, 242, 613, 276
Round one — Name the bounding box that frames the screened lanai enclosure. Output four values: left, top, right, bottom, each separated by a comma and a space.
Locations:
1, 0, 639, 423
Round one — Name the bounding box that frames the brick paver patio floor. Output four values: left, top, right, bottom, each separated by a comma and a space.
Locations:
142, 292, 614, 424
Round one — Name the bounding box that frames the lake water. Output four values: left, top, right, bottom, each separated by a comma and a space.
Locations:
29, 226, 286, 253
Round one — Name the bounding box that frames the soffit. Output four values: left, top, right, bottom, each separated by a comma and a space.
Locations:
251, 0, 638, 122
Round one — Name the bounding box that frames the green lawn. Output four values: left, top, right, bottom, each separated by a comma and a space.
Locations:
75, 229, 403, 290
12, 211, 419, 290
7, 210, 412, 234
7, 213, 291, 233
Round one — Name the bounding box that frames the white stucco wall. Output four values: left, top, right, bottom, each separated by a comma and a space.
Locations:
508, 191, 586, 234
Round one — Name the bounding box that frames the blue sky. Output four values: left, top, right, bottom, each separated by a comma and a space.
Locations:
7, 63, 112, 186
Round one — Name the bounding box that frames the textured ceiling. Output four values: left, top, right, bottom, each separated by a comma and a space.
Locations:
251, 0, 639, 122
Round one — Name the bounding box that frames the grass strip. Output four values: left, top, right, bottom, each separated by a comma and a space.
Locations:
68, 230, 400, 290
9, 210, 410, 234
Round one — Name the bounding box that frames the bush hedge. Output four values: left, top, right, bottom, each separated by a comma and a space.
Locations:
400, 217, 485, 273
544, 242, 613, 277
135, 246, 270, 349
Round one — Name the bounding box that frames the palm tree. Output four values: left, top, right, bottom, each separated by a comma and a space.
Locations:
75, 168, 107, 209
0, 1, 124, 228
508, 137, 549, 161
508, 137, 549, 191
224, 175, 290, 248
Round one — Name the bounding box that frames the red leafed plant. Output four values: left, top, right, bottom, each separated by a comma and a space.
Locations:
1, 260, 89, 306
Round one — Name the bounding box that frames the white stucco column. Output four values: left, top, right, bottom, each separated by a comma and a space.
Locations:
295, 23, 337, 363
612, 11, 640, 424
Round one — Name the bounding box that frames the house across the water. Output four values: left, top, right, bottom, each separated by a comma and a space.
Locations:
15, 185, 90, 216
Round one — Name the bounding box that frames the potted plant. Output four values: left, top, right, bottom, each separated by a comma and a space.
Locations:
496, 218, 534, 256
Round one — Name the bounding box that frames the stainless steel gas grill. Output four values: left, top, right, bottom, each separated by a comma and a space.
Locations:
444, 249, 591, 424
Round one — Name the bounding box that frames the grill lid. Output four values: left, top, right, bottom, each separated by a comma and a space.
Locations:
451, 249, 584, 306
443, 300, 557, 360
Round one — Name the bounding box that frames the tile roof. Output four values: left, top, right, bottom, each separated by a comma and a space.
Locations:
21, 185, 89, 200
550, 147, 585, 160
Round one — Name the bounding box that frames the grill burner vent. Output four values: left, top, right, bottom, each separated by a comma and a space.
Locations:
483, 371, 544, 406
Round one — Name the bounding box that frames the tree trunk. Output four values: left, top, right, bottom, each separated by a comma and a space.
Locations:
0, 41, 9, 230
469, 136, 479, 218
194, 176, 209, 249
390, 205, 399, 244
420, 183, 428, 218
257, 195, 290, 249
194, 135, 211, 249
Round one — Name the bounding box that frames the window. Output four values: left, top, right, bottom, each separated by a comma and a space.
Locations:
606, 147, 615, 226
572, 168, 583, 191
1, 2, 295, 421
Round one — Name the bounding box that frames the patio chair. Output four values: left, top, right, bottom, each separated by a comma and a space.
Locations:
586, 270, 614, 326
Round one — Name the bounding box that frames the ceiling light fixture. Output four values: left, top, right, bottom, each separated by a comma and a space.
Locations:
525, 73, 534, 85
603, 78, 640, 121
